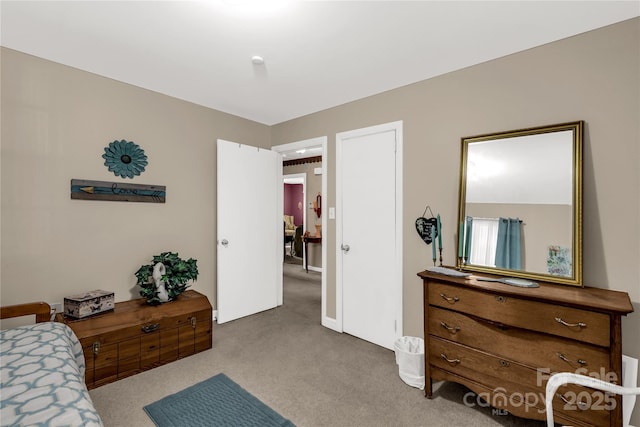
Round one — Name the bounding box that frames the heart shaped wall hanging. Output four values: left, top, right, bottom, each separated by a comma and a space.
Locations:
415, 205, 438, 244
415, 216, 438, 244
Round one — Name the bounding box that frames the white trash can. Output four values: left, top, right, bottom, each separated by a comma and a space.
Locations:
394, 336, 425, 390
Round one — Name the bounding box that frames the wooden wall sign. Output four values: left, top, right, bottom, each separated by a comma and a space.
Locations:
71, 179, 166, 203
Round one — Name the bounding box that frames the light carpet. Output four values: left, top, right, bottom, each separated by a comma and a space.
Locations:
91, 263, 544, 426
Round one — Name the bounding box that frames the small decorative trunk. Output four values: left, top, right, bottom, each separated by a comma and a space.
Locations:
64, 290, 115, 319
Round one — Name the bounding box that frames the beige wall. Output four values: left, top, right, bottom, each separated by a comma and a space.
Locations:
284, 161, 323, 269
466, 203, 573, 274
272, 18, 640, 422
1, 47, 271, 312
2, 17, 639, 424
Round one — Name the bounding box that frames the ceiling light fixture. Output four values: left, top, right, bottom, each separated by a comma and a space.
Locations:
251, 55, 264, 65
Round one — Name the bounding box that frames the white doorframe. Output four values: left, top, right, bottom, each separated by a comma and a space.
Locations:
283, 173, 306, 262
272, 136, 330, 328
335, 121, 403, 338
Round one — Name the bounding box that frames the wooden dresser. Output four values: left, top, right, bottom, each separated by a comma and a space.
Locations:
417, 270, 633, 427
57, 290, 212, 389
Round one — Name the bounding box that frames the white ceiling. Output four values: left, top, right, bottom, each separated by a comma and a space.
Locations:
1, 1, 638, 126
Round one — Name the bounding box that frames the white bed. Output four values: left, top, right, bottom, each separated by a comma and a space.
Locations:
0, 302, 103, 427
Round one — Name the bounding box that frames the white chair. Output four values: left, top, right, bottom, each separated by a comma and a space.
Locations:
546, 356, 639, 427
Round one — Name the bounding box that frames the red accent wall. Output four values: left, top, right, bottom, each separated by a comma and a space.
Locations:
284, 184, 303, 226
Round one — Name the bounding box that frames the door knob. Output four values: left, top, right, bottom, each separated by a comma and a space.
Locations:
220, 239, 229, 247
341, 244, 350, 252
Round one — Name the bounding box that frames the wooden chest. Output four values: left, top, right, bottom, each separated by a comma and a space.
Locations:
417, 270, 633, 427
57, 290, 212, 389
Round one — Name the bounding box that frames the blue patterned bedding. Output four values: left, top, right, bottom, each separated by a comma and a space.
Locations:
1, 322, 103, 426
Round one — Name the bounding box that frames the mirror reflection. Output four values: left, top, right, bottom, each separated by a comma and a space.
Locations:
457, 121, 583, 286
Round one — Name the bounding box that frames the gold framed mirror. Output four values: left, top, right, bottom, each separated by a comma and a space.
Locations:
457, 121, 583, 286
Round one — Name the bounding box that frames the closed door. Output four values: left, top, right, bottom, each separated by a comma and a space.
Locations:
337, 122, 403, 350
217, 139, 283, 323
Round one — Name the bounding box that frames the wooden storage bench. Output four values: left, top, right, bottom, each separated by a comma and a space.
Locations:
56, 290, 212, 389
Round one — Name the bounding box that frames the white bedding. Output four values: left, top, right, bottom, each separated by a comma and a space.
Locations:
1, 322, 103, 427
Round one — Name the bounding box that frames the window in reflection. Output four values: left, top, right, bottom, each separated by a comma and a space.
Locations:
466, 217, 525, 270
468, 217, 498, 266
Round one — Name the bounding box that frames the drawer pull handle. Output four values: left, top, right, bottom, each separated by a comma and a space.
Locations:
555, 317, 586, 328
439, 293, 459, 304
141, 323, 160, 333
92, 341, 100, 355
440, 322, 461, 334
557, 393, 589, 410
499, 359, 510, 367
556, 352, 586, 367
190, 316, 196, 328
440, 353, 460, 365
495, 296, 506, 303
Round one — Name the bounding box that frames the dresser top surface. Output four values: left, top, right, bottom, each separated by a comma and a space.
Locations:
418, 270, 634, 315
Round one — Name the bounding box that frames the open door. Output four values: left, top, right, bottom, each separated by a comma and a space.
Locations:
217, 139, 283, 323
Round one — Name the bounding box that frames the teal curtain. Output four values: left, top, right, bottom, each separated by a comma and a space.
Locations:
495, 218, 522, 270
464, 216, 473, 262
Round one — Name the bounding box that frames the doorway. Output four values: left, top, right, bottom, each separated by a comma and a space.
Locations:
283, 173, 306, 265
272, 136, 328, 327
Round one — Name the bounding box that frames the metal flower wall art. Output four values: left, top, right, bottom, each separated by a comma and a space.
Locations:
102, 139, 148, 179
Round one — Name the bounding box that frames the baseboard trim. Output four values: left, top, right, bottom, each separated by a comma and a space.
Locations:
322, 316, 340, 332
308, 265, 322, 273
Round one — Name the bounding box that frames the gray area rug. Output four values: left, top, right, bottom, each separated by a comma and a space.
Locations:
144, 373, 296, 427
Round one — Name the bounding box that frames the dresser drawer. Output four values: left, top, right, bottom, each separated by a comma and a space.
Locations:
430, 337, 612, 426
431, 366, 548, 420
429, 336, 539, 389
428, 306, 611, 375
428, 282, 610, 346
551, 384, 613, 427
435, 365, 612, 427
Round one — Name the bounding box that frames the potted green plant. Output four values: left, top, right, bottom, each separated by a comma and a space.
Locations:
135, 252, 198, 305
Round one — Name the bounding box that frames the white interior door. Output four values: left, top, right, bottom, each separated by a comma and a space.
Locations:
217, 139, 283, 323
337, 122, 403, 350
